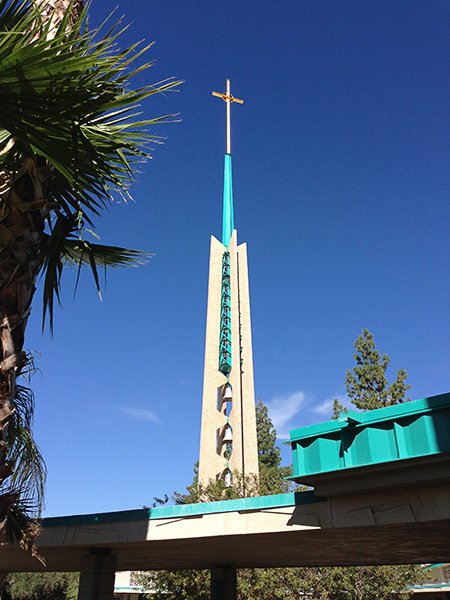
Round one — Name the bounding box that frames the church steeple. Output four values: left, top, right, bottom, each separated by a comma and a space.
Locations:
199, 80, 258, 488
212, 79, 243, 248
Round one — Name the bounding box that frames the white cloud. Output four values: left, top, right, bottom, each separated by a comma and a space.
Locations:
266, 390, 306, 439
118, 406, 161, 424
312, 395, 350, 417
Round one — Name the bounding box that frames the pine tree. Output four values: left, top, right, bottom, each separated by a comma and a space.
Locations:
255, 399, 294, 496
256, 399, 281, 469
345, 329, 411, 411
331, 398, 347, 420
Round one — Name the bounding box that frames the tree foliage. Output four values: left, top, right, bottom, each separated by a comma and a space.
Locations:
255, 399, 294, 496
256, 399, 280, 469
5, 383, 46, 513
137, 563, 424, 600
0, 0, 181, 327
172, 462, 259, 506
331, 398, 347, 420
6, 572, 79, 600
345, 329, 411, 411
238, 565, 423, 600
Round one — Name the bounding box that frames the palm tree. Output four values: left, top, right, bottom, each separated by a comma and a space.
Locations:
0, 0, 181, 549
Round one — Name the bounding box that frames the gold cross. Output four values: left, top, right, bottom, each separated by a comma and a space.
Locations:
212, 79, 243, 154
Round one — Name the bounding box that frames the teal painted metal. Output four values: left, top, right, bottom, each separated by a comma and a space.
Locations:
150, 491, 325, 520
222, 153, 234, 247
409, 583, 450, 590
40, 492, 326, 529
219, 251, 232, 374
289, 392, 450, 481
43, 507, 151, 528
218, 153, 234, 372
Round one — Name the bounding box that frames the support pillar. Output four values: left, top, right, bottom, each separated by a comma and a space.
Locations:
77, 548, 117, 600
210, 567, 237, 600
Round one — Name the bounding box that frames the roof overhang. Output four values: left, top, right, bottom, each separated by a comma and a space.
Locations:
1, 486, 449, 572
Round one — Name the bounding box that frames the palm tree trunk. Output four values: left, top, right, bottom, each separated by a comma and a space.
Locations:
0, 0, 84, 544
0, 158, 44, 465
34, 0, 84, 39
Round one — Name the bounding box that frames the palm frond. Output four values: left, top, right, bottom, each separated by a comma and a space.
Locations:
0, 0, 29, 31
0, 494, 41, 553
5, 385, 46, 513
0, 380, 45, 552
62, 239, 151, 268
0, 1, 180, 326
40, 213, 151, 330
0, 1, 182, 218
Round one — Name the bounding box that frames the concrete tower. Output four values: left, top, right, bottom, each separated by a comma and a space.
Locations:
198, 80, 259, 488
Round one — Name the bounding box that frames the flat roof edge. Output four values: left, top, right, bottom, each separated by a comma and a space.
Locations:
146, 490, 325, 520
289, 391, 450, 441
41, 491, 325, 528
42, 507, 151, 528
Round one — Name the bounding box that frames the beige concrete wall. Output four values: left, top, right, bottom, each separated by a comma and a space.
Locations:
114, 572, 132, 588
146, 503, 323, 540
113, 572, 147, 598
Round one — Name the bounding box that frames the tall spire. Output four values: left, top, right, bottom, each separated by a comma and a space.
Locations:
212, 79, 243, 247
199, 79, 258, 488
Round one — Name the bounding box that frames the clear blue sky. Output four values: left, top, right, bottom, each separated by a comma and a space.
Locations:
25, 0, 450, 517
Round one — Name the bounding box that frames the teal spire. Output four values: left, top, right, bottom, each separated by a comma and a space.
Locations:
222, 153, 234, 247
212, 79, 243, 248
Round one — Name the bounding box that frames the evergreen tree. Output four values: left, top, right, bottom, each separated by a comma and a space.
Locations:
331, 398, 347, 420
256, 399, 280, 469
345, 329, 411, 410
256, 399, 294, 496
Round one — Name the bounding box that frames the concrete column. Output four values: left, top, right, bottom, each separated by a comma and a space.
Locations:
210, 567, 237, 600
77, 548, 117, 600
